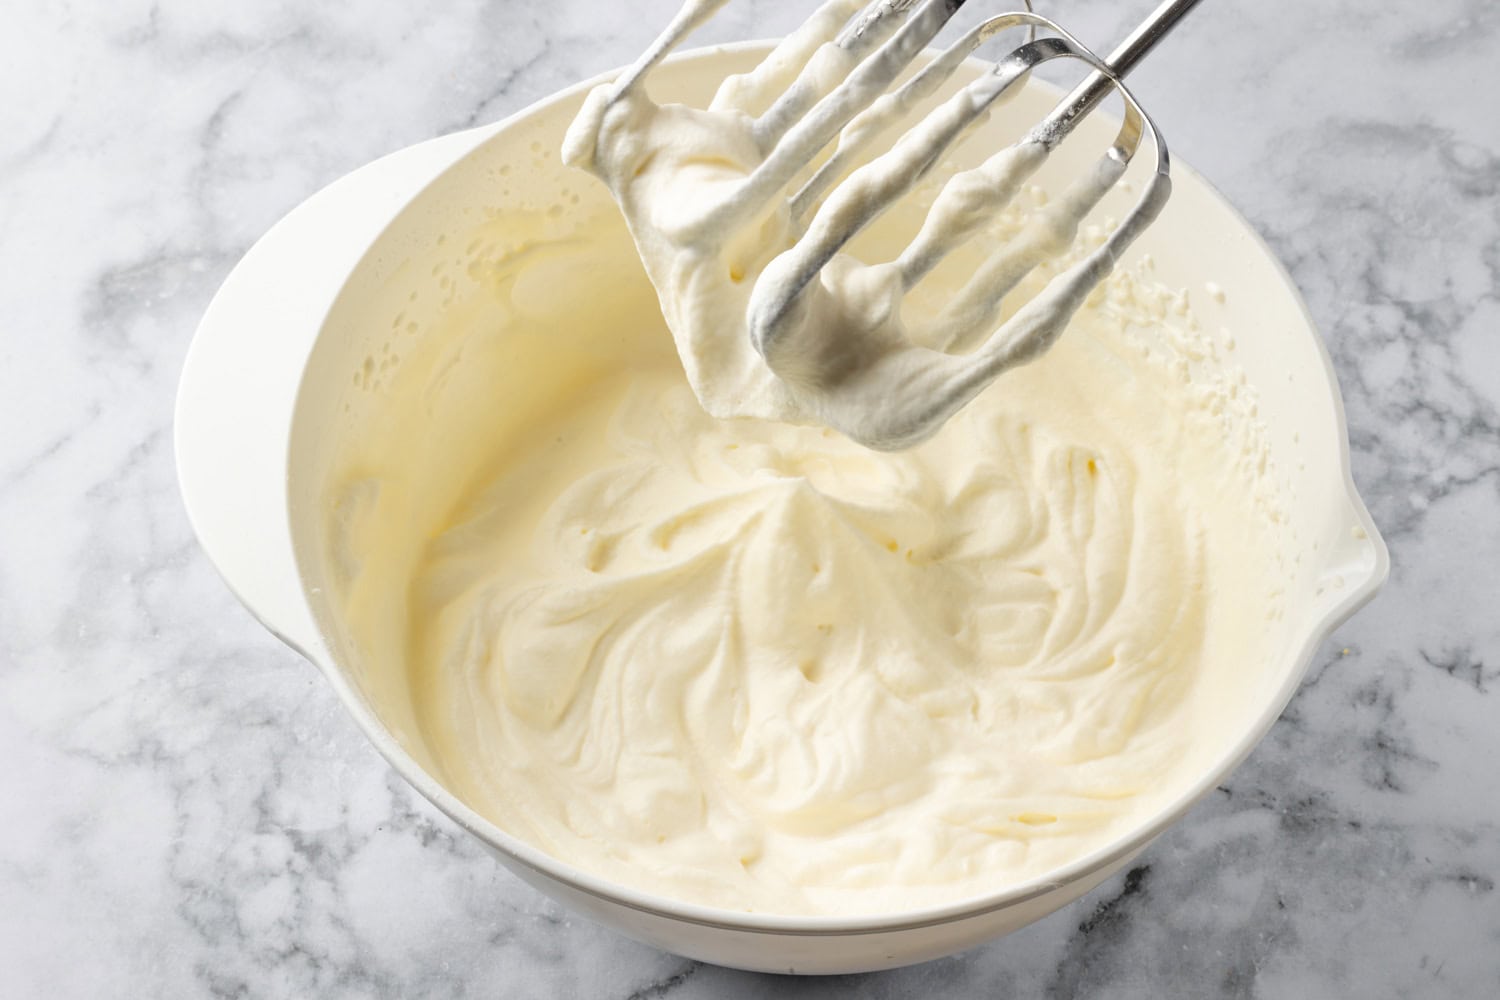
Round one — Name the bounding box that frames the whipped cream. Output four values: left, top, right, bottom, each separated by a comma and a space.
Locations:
329, 173, 1283, 915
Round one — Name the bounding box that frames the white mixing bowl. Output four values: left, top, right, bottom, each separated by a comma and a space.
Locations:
176, 43, 1388, 973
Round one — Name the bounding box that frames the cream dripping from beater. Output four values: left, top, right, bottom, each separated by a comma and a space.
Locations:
562, 0, 1169, 449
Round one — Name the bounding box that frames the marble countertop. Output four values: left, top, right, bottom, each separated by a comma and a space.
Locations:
3, 0, 1496, 996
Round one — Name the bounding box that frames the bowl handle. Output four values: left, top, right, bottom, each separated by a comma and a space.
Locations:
174, 126, 495, 662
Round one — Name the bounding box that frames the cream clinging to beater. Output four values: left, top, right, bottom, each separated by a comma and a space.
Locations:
564, 0, 1198, 449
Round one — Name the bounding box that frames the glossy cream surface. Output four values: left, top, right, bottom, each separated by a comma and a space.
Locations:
329, 184, 1285, 915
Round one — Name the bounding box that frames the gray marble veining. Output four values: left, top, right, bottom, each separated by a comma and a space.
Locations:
1, 1, 1496, 997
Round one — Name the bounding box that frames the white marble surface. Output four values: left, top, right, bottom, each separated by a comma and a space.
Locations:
2, 0, 1497, 996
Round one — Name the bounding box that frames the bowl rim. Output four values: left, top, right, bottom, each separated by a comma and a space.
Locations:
295, 39, 1391, 935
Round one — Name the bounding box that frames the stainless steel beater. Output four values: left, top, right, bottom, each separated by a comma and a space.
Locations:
604, 0, 1203, 449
